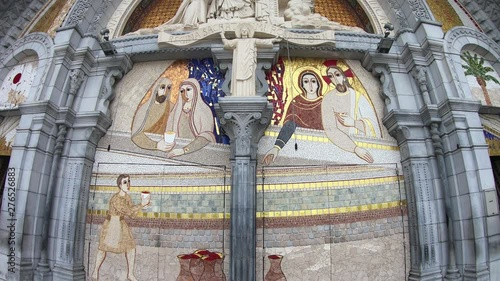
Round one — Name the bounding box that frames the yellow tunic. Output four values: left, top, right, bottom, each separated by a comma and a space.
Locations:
98, 193, 141, 253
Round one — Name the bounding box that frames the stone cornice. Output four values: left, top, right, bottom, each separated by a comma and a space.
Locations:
73, 111, 112, 129
110, 30, 383, 61
17, 101, 78, 126
383, 110, 424, 133
437, 98, 481, 116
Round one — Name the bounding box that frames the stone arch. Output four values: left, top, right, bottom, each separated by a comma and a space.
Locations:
444, 26, 500, 101
356, 0, 390, 35
0, 32, 54, 102
107, 0, 142, 38
106, 0, 392, 38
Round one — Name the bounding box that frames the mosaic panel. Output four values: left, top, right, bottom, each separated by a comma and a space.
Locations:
28, 0, 77, 37
314, 0, 372, 32
426, 0, 462, 32
85, 163, 407, 280
0, 56, 38, 109
123, 0, 183, 34
461, 50, 500, 107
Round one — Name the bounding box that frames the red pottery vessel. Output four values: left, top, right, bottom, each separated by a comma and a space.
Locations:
265, 255, 286, 281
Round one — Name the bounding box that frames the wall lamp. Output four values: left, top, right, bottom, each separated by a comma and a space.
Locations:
376, 23, 394, 54
99, 28, 117, 56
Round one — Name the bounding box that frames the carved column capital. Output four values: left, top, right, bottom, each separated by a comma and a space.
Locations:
215, 97, 273, 158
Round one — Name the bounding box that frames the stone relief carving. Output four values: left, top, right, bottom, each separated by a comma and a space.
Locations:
157, 21, 335, 48
386, 0, 410, 29
218, 111, 270, 157
412, 66, 431, 105
372, 65, 396, 114
66, 69, 86, 107
407, 0, 432, 20
126, 0, 363, 38
87, 0, 112, 34
282, 0, 363, 31
65, 0, 92, 27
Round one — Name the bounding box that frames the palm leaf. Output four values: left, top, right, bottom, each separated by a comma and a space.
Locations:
485, 74, 500, 85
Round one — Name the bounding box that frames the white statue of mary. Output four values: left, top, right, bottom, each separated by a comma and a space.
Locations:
166, 0, 211, 27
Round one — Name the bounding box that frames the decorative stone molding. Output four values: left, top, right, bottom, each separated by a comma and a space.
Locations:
372, 65, 397, 114
459, 0, 500, 45
357, 0, 390, 35
64, 0, 92, 27
412, 66, 431, 105
387, 0, 410, 29
407, 0, 432, 21
107, 0, 143, 38
0, 32, 54, 102
87, 0, 112, 34
0, 0, 45, 56
444, 27, 500, 100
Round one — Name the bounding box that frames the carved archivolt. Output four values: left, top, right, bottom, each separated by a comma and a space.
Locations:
107, 0, 142, 38
444, 27, 500, 99
357, 0, 390, 34
107, 0, 390, 38
0, 32, 54, 102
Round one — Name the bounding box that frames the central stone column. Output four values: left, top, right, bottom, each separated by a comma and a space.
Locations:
215, 97, 273, 281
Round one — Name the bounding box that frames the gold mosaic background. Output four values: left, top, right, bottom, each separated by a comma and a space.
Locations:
315, 0, 372, 32
426, 0, 463, 32
29, 0, 75, 36
124, 0, 373, 34
123, 0, 183, 34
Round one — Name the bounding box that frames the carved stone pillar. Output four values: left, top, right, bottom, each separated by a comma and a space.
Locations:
51, 113, 111, 281
384, 111, 444, 281
215, 97, 273, 281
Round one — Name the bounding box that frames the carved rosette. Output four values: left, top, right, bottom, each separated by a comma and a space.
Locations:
215, 98, 273, 159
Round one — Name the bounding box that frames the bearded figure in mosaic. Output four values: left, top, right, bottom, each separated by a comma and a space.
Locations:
131, 77, 173, 150
322, 66, 380, 163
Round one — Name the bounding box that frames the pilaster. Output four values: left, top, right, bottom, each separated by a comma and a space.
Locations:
51, 112, 111, 281
0, 101, 59, 281
384, 110, 444, 281
215, 97, 272, 281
